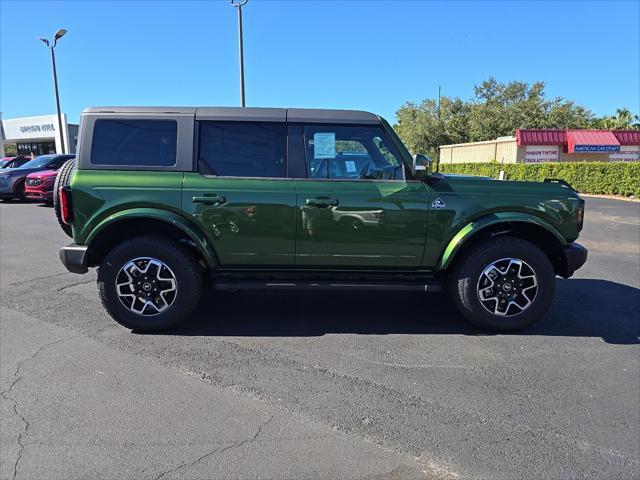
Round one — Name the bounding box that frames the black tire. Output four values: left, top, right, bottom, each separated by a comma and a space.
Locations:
97, 236, 203, 332
14, 181, 26, 202
449, 236, 555, 332
53, 158, 76, 238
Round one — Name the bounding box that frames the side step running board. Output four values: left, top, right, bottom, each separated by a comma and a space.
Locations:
213, 279, 442, 293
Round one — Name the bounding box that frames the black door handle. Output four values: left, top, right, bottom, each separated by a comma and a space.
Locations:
193, 195, 226, 205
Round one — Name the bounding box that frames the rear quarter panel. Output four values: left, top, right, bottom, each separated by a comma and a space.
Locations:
70, 170, 184, 244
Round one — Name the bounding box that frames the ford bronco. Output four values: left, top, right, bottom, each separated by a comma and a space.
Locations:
56, 106, 587, 332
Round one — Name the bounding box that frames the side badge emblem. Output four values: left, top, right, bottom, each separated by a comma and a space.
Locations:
432, 197, 446, 209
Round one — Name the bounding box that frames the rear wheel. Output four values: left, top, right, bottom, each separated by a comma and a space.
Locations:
449, 236, 555, 331
53, 158, 76, 238
97, 236, 203, 332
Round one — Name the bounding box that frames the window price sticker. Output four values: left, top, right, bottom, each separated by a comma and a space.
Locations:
314, 132, 336, 159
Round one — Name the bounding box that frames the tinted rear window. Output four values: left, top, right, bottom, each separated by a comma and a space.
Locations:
91, 119, 177, 166
198, 122, 286, 178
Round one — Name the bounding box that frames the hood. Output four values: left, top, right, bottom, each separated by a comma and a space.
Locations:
0, 167, 47, 176
26, 169, 58, 179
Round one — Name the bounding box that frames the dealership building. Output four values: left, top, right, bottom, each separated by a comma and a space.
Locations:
0, 114, 78, 157
439, 129, 640, 164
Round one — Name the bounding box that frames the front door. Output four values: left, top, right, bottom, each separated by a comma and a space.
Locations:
182, 121, 297, 266
294, 124, 429, 268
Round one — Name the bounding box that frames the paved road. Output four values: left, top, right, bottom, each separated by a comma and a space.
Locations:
1, 197, 639, 480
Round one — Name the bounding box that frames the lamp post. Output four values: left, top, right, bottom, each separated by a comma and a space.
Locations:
230, 0, 248, 107
38, 28, 67, 153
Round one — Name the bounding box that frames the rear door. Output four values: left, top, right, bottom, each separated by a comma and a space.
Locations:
293, 124, 429, 268
182, 120, 297, 266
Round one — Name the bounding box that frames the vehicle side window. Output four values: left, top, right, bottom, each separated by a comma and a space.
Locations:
198, 122, 286, 178
91, 119, 177, 167
303, 125, 404, 180
48, 159, 65, 170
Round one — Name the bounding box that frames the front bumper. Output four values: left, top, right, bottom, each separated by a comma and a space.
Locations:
558, 242, 588, 278
25, 189, 54, 202
59, 244, 89, 274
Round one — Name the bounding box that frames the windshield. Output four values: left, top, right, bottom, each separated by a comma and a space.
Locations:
19, 156, 54, 169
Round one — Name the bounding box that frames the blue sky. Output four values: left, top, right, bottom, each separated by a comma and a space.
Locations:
1, 0, 639, 124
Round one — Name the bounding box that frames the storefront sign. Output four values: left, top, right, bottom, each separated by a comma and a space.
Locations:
525, 146, 559, 163
19, 123, 55, 134
573, 145, 620, 153
609, 146, 639, 161
1, 114, 64, 141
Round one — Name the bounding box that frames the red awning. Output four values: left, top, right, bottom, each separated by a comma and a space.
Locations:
516, 129, 567, 146
567, 130, 620, 153
613, 130, 640, 146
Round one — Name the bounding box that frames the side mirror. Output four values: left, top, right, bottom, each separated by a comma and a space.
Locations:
412, 153, 433, 178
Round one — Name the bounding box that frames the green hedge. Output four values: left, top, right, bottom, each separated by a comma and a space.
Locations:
438, 162, 640, 197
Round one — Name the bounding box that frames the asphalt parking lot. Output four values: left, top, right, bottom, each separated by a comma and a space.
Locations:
1, 197, 639, 480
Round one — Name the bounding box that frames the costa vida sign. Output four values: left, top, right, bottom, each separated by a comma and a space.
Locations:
19, 123, 55, 134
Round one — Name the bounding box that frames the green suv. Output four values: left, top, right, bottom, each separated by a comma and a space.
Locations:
57, 106, 587, 332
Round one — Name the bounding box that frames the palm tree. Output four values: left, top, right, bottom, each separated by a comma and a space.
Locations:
614, 108, 634, 129
592, 108, 640, 130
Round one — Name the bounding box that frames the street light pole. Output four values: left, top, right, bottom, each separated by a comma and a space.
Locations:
38, 29, 67, 153
230, 0, 248, 107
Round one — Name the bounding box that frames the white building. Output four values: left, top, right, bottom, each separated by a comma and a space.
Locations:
1, 114, 78, 156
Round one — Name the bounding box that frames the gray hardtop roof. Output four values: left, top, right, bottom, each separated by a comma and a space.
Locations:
82, 106, 380, 124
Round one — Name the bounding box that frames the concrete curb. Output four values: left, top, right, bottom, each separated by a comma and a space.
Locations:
580, 193, 639, 203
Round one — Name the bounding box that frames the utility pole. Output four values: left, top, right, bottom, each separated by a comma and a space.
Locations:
436, 85, 442, 172
38, 29, 67, 153
231, 0, 248, 107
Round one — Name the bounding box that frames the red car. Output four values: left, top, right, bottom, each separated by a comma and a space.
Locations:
24, 170, 58, 204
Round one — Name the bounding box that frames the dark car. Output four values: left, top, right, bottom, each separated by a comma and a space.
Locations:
0, 156, 32, 169
0, 154, 75, 201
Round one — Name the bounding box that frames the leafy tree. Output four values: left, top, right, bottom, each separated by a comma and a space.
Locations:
395, 96, 470, 159
394, 77, 600, 155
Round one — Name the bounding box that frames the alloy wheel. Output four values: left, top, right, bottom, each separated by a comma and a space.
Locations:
476, 258, 538, 317
115, 257, 178, 315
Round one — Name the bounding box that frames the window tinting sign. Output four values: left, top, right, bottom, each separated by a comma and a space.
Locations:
314, 133, 335, 159
525, 146, 559, 163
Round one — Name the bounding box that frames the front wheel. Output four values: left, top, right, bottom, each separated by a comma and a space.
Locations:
449, 236, 555, 331
97, 236, 203, 332
14, 181, 26, 202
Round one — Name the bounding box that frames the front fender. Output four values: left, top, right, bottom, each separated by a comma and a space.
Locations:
437, 212, 567, 270
85, 208, 219, 267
